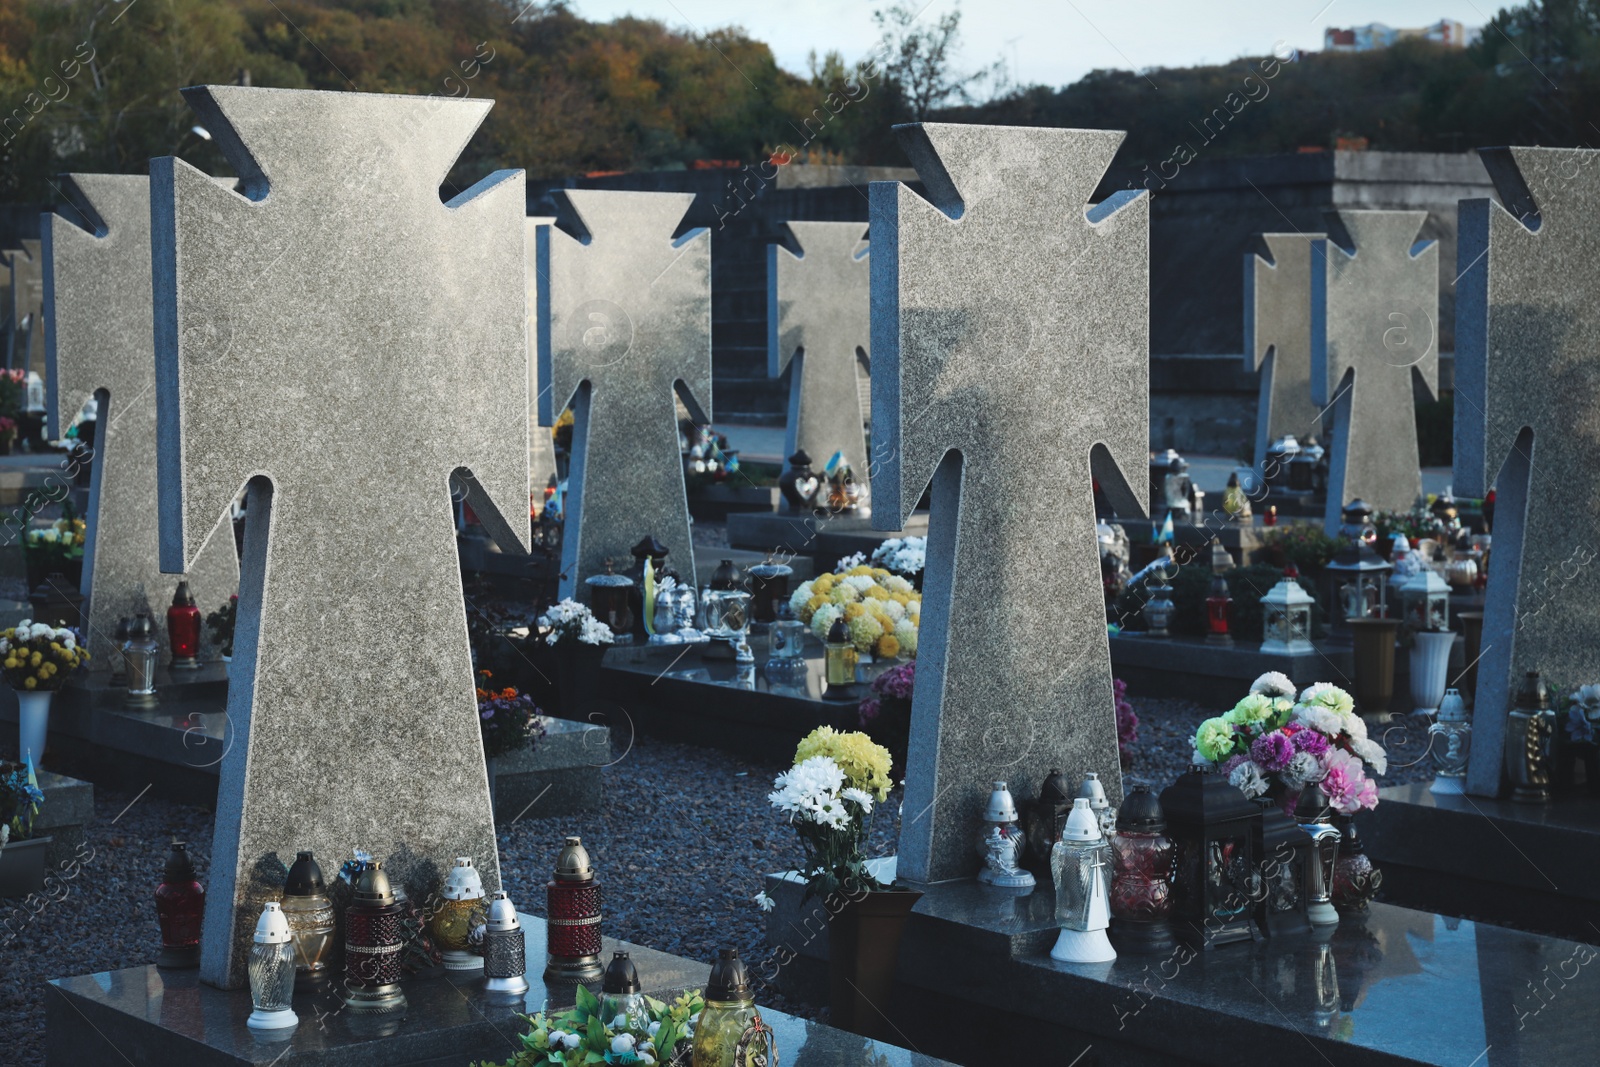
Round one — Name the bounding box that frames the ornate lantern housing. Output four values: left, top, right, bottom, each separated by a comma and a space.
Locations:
1324, 538, 1392, 642
1160, 766, 1263, 949
1108, 785, 1176, 954
1252, 791, 1313, 938
545, 836, 604, 982
1260, 572, 1314, 655
1400, 567, 1450, 636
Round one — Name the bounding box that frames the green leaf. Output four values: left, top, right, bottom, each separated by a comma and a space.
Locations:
575, 984, 601, 1019
586, 1014, 607, 1048
643, 995, 666, 1017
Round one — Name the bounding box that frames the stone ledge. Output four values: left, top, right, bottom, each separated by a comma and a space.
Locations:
1109, 632, 1354, 706
727, 509, 928, 563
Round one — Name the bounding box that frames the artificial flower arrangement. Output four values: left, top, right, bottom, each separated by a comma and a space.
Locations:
845, 536, 927, 578
768, 726, 895, 901
475, 670, 547, 759
538, 598, 615, 646
787, 565, 919, 659
477, 986, 704, 1067
0, 757, 44, 847
0, 620, 89, 692
859, 659, 916, 779
206, 594, 238, 658
1193, 673, 1387, 815
23, 512, 87, 568
1563, 684, 1600, 744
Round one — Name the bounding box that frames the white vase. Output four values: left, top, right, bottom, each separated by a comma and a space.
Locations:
16, 689, 53, 766
1409, 631, 1454, 716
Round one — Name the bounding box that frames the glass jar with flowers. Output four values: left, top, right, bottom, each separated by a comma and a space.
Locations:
22, 506, 87, 591
3, 620, 91, 767
537, 598, 614, 720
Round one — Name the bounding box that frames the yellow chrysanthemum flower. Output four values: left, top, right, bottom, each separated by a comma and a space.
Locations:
843, 602, 867, 620
23, 676, 36, 689
793, 727, 894, 801
862, 585, 888, 600
876, 634, 900, 659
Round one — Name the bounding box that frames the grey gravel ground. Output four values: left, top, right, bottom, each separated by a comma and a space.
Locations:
2, 688, 1431, 1065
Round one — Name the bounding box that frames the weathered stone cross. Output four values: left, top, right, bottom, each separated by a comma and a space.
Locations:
1456, 147, 1600, 796
768, 221, 871, 487
537, 190, 711, 596
1244, 232, 1327, 472
871, 123, 1147, 883
43, 174, 239, 665
152, 85, 529, 987
1311, 210, 1439, 529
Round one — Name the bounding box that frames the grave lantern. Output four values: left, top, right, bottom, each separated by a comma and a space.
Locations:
429, 856, 488, 971
1337, 500, 1377, 545
584, 561, 634, 643
482, 891, 529, 997
154, 840, 205, 968
1149, 449, 1193, 521
778, 450, 820, 511
1049, 798, 1116, 963
1506, 671, 1556, 803
1077, 772, 1118, 838
1400, 567, 1450, 634
1205, 541, 1234, 645
1265, 434, 1299, 489
693, 948, 766, 1067
246, 902, 298, 1031
1323, 537, 1392, 641
975, 781, 1034, 888
1142, 559, 1176, 637
746, 560, 793, 628
603, 950, 649, 1031
1160, 766, 1262, 949
1295, 784, 1341, 927
1260, 571, 1314, 655
1290, 440, 1322, 493
281, 850, 336, 990
1108, 785, 1176, 954
1023, 768, 1074, 872
122, 612, 159, 708
341, 859, 407, 1013
166, 580, 202, 669
1252, 792, 1313, 939
545, 835, 604, 982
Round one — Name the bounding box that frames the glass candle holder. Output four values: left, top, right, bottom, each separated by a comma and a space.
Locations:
247, 902, 298, 1031
166, 580, 203, 669
429, 856, 487, 972
155, 840, 204, 969
123, 612, 159, 708
545, 836, 603, 982
342, 860, 407, 1013
483, 891, 529, 997
282, 850, 337, 990
693, 949, 765, 1067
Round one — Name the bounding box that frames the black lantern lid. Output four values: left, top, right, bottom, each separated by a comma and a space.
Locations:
630, 536, 668, 562
1294, 782, 1335, 824
603, 950, 641, 994
285, 850, 327, 896
1160, 765, 1260, 827
1117, 784, 1166, 833
826, 616, 850, 644
554, 835, 595, 883
171, 581, 195, 608
787, 449, 813, 469
710, 558, 746, 591
1039, 768, 1072, 807
115, 616, 132, 641
1327, 536, 1392, 575
1341, 499, 1374, 522
704, 947, 751, 1001
586, 559, 634, 588
130, 613, 153, 639
353, 859, 397, 906
163, 840, 196, 883
1516, 671, 1550, 711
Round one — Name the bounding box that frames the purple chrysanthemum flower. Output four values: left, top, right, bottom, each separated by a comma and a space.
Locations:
1250, 731, 1295, 772
1291, 729, 1329, 757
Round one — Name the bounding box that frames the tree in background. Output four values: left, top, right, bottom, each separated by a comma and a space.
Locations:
872, 1, 1000, 120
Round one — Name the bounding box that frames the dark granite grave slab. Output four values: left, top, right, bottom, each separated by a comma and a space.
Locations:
687, 483, 782, 522
1362, 782, 1600, 945
726, 509, 928, 564
488, 716, 609, 821
1110, 632, 1355, 706
47, 914, 952, 1067
31, 770, 92, 869
765, 858, 1597, 1066
600, 632, 900, 761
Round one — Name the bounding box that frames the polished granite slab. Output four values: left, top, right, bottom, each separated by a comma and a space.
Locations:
47, 913, 950, 1067
726, 508, 928, 562
765, 858, 1599, 1066
1109, 632, 1355, 707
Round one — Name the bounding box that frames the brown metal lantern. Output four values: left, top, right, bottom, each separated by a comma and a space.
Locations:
1160, 765, 1263, 949
746, 561, 793, 627
584, 560, 634, 641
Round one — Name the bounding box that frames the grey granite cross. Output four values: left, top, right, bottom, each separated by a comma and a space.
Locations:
1311, 210, 1439, 529
526, 216, 557, 490
769, 221, 870, 487
537, 190, 711, 596
151, 85, 530, 988
1244, 232, 1327, 471
43, 174, 239, 666
1456, 147, 1600, 796
870, 123, 1147, 883
5, 239, 43, 373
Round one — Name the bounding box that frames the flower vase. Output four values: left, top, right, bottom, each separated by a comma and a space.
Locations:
828, 888, 922, 1041
16, 689, 54, 766
1348, 619, 1401, 718
1408, 631, 1454, 716
553, 641, 608, 721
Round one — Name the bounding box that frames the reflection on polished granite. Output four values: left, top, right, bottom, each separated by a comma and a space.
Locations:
46, 914, 956, 1066
767, 857, 1599, 1066
605, 629, 900, 703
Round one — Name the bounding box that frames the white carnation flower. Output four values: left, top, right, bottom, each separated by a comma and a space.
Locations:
1250, 671, 1296, 698
1228, 759, 1269, 799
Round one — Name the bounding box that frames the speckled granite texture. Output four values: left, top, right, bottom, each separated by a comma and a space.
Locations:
869, 123, 1146, 883
536, 190, 710, 596
526, 216, 558, 490
1244, 232, 1327, 471
1311, 210, 1439, 528
150, 85, 530, 988
768, 221, 871, 489
1456, 147, 1600, 797
43, 174, 239, 666
4, 238, 43, 373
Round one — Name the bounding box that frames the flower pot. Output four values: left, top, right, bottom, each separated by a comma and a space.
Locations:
0, 835, 52, 897
16, 689, 53, 766
828, 888, 922, 1041
1348, 619, 1400, 718
553, 641, 608, 720
1408, 631, 1454, 716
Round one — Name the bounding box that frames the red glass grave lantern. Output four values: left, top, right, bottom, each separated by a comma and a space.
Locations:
1109, 785, 1176, 954
155, 840, 205, 968
166, 580, 203, 669
1205, 542, 1234, 645
544, 835, 604, 982
342, 859, 407, 1013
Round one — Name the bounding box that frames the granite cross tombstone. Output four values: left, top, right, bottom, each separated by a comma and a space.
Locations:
769, 221, 871, 486
526, 216, 557, 489
152, 85, 529, 987
1311, 210, 1439, 529
1456, 147, 1600, 797
5, 239, 43, 373
43, 174, 240, 666
537, 190, 710, 596
870, 123, 1147, 883
1244, 232, 1327, 473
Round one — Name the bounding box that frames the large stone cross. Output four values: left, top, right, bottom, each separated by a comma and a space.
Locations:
768, 221, 870, 486
1311, 210, 1439, 529
537, 190, 711, 596
1244, 232, 1327, 472
1456, 147, 1600, 796
152, 85, 529, 987
43, 174, 239, 665
5, 239, 43, 373
870, 123, 1147, 883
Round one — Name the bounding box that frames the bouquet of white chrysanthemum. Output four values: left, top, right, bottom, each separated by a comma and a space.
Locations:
768, 727, 895, 901
871, 535, 926, 576
537, 599, 614, 647
1, 619, 89, 693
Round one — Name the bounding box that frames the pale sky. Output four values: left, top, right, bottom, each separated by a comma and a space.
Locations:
571, 0, 1505, 90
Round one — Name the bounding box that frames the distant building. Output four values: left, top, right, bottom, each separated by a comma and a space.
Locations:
1324, 20, 1479, 52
